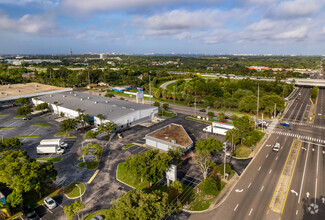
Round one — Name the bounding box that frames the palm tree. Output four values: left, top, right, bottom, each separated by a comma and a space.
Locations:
60, 118, 77, 138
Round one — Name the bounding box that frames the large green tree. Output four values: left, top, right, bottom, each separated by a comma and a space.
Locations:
0, 137, 23, 150
17, 106, 32, 116
97, 121, 117, 134
0, 150, 57, 207
108, 189, 171, 220
15, 98, 30, 106
195, 138, 223, 153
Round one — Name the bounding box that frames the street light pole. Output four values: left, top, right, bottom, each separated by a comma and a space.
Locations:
75, 184, 82, 202
194, 98, 197, 117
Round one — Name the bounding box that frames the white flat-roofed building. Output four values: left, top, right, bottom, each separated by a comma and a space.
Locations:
32, 91, 158, 130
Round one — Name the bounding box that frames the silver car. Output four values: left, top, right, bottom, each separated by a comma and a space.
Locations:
44, 196, 57, 209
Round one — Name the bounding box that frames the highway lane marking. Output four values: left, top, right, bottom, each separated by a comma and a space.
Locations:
269, 140, 296, 209
281, 141, 302, 214
269, 169, 272, 174
258, 166, 261, 171
248, 183, 251, 188
249, 208, 253, 216
234, 204, 238, 211
266, 210, 269, 215
315, 146, 320, 204
261, 186, 264, 192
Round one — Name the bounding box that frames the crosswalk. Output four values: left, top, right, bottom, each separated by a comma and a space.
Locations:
287, 121, 325, 129
272, 130, 325, 144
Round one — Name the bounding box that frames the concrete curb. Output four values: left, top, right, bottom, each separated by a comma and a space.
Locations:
116, 163, 136, 189
64, 182, 86, 200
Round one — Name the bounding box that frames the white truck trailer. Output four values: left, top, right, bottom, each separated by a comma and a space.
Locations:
203, 122, 235, 136
36, 145, 65, 155
40, 139, 68, 148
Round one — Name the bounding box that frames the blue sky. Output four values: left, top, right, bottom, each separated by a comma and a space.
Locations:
0, 0, 325, 55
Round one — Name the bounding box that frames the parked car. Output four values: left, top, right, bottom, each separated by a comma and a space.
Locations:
199, 109, 206, 112
90, 216, 104, 220
44, 196, 57, 209
21, 207, 40, 220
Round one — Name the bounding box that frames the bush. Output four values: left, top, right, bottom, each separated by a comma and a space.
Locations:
105, 92, 115, 98
84, 130, 97, 139
153, 101, 160, 107
215, 163, 232, 176
162, 103, 169, 110
199, 176, 221, 196
207, 112, 214, 118
120, 97, 125, 100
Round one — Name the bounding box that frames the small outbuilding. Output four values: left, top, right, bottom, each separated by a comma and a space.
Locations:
145, 123, 193, 152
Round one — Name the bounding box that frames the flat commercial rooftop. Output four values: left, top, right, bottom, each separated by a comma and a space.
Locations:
37, 91, 157, 121
0, 83, 71, 100
147, 123, 192, 147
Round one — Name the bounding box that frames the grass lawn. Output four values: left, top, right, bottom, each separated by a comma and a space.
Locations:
122, 143, 134, 149
0, 126, 16, 129
36, 157, 62, 163
55, 132, 76, 138
78, 162, 86, 168
16, 135, 40, 139
0, 114, 8, 116
117, 162, 150, 190
162, 111, 174, 118
64, 182, 85, 198
85, 209, 111, 220
234, 145, 252, 158
32, 123, 50, 127
189, 181, 226, 211
86, 161, 99, 169
14, 115, 25, 119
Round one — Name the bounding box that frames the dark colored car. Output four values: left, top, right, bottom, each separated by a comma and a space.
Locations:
21, 207, 40, 220
199, 109, 206, 112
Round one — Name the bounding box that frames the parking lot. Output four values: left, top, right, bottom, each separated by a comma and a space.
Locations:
2, 108, 225, 219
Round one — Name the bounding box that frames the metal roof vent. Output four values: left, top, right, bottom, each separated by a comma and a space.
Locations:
171, 140, 176, 144
87, 97, 90, 99
74, 94, 77, 96
94, 101, 97, 104
105, 100, 108, 103
50, 94, 53, 97
80, 98, 83, 101
122, 106, 126, 109
112, 104, 116, 107
130, 108, 135, 111
70, 92, 72, 94
62, 95, 66, 97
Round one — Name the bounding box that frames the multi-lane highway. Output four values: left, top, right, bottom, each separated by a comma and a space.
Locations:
190, 87, 325, 220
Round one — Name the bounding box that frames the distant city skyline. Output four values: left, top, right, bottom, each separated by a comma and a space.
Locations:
0, 0, 324, 55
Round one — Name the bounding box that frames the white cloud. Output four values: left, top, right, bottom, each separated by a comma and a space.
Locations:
0, 13, 57, 36
275, 26, 308, 40
204, 29, 233, 44
266, 0, 323, 19
60, 0, 224, 14
0, 0, 58, 7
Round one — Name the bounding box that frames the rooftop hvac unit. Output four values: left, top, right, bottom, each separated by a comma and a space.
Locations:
94, 101, 97, 104
80, 98, 83, 101
70, 92, 72, 94
74, 94, 77, 96
87, 97, 90, 99
50, 94, 53, 97
171, 140, 176, 144
105, 100, 108, 103
62, 95, 66, 97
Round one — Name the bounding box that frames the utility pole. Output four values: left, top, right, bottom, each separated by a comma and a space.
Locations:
274, 103, 276, 119
224, 143, 226, 180
149, 75, 151, 105
262, 113, 264, 132
174, 85, 176, 103
256, 83, 259, 129
194, 98, 197, 117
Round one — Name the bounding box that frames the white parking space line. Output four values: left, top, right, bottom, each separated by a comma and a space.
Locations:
248, 183, 251, 188
234, 204, 239, 211
258, 166, 261, 171
275, 156, 278, 160
315, 147, 320, 204
249, 208, 253, 216
260, 186, 264, 192
266, 154, 268, 158
298, 143, 310, 203
43, 205, 53, 214
269, 169, 272, 174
